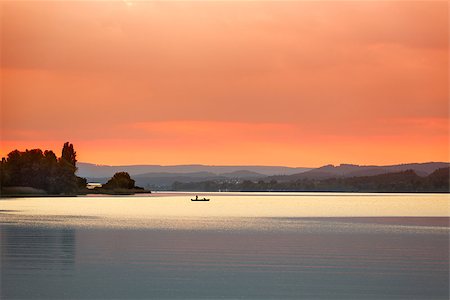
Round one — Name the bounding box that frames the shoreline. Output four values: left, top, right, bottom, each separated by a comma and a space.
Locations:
0, 187, 152, 198
1, 189, 449, 198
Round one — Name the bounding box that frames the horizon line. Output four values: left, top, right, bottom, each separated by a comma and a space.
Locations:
78, 160, 450, 169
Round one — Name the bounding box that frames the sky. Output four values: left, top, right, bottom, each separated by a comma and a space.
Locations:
1, 1, 448, 167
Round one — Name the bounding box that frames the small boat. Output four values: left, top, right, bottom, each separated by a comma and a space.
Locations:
191, 195, 210, 201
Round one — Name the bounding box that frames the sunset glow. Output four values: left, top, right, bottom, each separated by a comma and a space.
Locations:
1, 1, 448, 166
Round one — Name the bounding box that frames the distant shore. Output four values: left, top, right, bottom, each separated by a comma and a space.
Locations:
2, 188, 449, 198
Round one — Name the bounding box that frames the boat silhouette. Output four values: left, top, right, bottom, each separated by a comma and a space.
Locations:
191, 195, 210, 201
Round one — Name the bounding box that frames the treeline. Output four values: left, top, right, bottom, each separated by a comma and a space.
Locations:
172, 168, 450, 192
0, 143, 86, 194
0, 143, 148, 195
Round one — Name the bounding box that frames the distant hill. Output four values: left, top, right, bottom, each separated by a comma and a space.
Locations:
221, 170, 264, 179
78, 162, 449, 191
172, 168, 450, 193
78, 163, 306, 189
77, 163, 310, 178
86, 170, 267, 190
269, 162, 450, 182
133, 172, 222, 189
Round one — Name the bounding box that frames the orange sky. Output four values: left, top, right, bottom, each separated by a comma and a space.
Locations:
1, 1, 448, 167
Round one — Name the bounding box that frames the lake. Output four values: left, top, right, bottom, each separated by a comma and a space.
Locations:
1, 192, 449, 299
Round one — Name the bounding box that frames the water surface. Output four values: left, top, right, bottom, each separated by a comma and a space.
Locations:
1, 193, 449, 299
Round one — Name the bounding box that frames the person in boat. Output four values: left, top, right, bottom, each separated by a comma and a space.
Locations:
195, 195, 198, 200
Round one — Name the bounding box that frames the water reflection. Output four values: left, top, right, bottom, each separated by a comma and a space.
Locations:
1, 224, 448, 299
0, 226, 75, 299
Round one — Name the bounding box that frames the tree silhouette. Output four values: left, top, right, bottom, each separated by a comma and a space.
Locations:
103, 172, 136, 189
61, 142, 77, 167
1, 143, 84, 194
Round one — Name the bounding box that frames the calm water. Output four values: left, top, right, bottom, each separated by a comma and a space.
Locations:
1, 193, 449, 299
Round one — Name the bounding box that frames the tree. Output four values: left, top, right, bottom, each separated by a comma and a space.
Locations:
58, 143, 78, 194
61, 142, 77, 167
4, 150, 23, 187
0, 157, 6, 188
43, 150, 60, 194
103, 172, 136, 189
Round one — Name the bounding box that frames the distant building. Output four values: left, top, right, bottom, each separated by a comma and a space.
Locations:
86, 183, 102, 189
